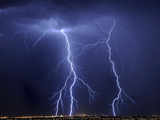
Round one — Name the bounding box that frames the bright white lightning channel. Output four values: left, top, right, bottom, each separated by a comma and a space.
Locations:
100, 20, 135, 116
60, 29, 77, 116
103, 20, 120, 116
52, 29, 95, 116
77, 19, 135, 116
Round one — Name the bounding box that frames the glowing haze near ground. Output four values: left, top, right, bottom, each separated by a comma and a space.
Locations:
0, 0, 160, 116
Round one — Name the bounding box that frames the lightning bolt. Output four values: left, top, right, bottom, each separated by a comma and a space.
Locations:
96, 19, 135, 116
31, 28, 95, 115
31, 28, 95, 116
54, 29, 95, 116
103, 20, 120, 116
60, 29, 77, 116
75, 19, 135, 116
101, 20, 135, 116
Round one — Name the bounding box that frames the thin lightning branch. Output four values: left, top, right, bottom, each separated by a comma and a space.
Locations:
32, 31, 48, 47
96, 19, 124, 116
55, 72, 72, 115
97, 19, 135, 116
73, 19, 134, 116
105, 20, 121, 116
76, 39, 105, 57
78, 78, 95, 103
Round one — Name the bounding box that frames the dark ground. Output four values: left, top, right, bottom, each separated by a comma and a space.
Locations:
0, 115, 160, 120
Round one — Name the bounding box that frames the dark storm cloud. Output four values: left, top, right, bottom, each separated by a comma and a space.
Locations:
0, 0, 117, 39
0, 0, 118, 25
0, 0, 32, 8
0, 0, 157, 28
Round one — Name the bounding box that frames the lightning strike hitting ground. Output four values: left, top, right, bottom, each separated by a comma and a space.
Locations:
31, 28, 95, 116
54, 29, 95, 116
60, 29, 77, 116
104, 20, 120, 116
100, 20, 135, 116
76, 19, 135, 116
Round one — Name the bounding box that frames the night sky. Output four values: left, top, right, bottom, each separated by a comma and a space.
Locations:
0, 0, 160, 116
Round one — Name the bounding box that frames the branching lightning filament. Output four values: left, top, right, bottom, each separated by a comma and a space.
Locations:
96, 19, 135, 116
53, 29, 95, 116
75, 19, 135, 116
